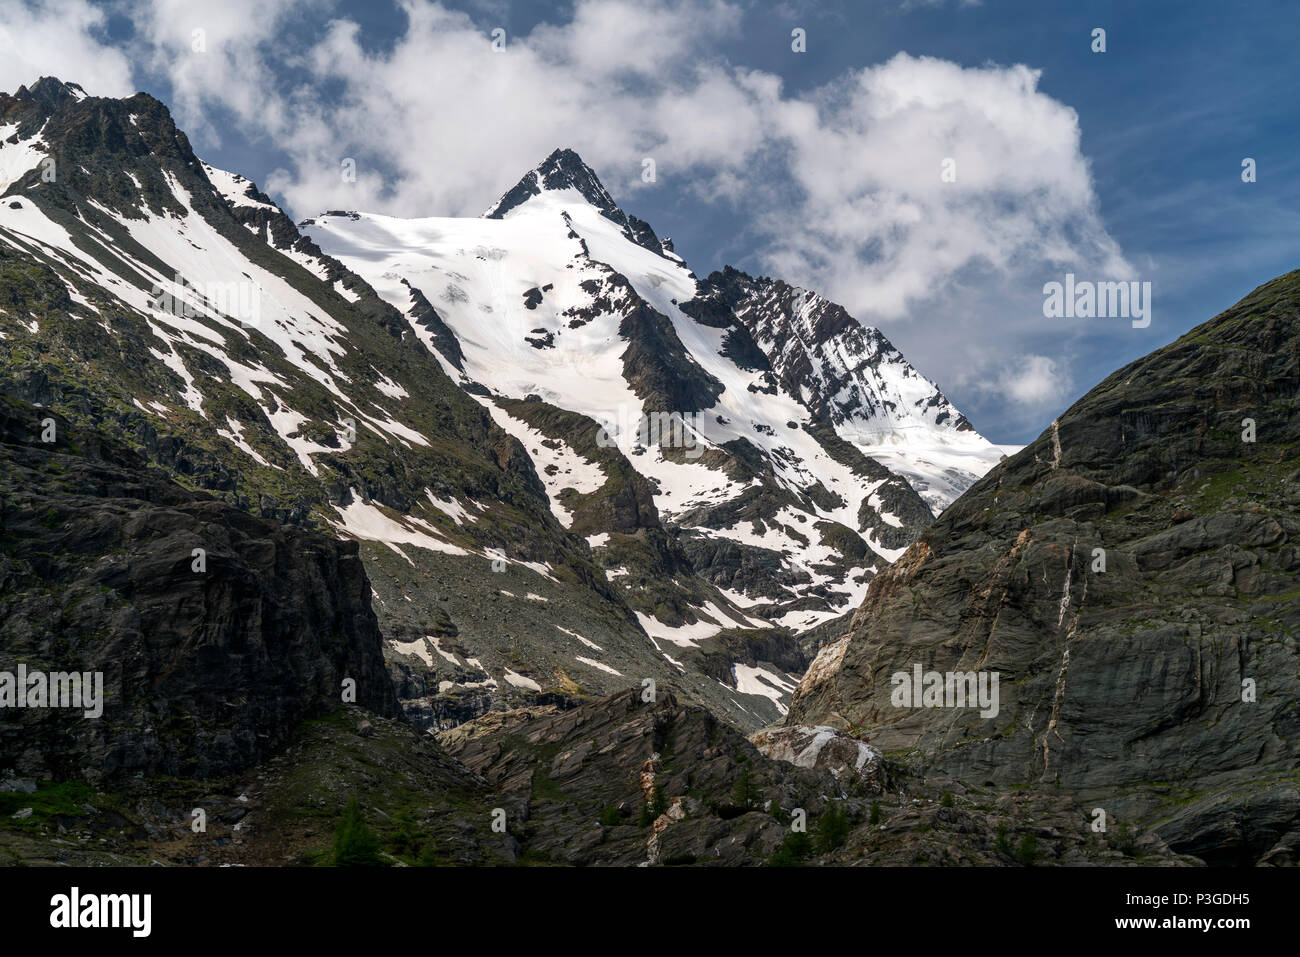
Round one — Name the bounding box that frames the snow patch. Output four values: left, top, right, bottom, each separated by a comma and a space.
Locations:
329, 490, 470, 558
576, 656, 622, 676
503, 668, 542, 691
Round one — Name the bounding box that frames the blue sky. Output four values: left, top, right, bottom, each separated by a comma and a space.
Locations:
4, 0, 1298, 444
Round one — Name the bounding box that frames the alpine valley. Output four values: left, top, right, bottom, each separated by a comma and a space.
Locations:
1, 78, 1294, 868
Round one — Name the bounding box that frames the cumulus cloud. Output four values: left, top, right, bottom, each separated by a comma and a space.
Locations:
133, 3, 1128, 309
0, 0, 1129, 435
129, 0, 329, 145
0, 0, 135, 97
255, 0, 752, 218
758, 55, 1129, 320
999, 354, 1071, 406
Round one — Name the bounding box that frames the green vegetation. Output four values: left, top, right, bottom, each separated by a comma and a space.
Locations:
730, 766, 761, 811
994, 822, 1012, 857
650, 783, 669, 818
1015, 833, 1039, 867
529, 769, 567, 802
387, 809, 424, 860
332, 797, 386, 866
814, 802, 851, 853
1113, 821, 1138, 857
766, 831, 813, 866
0, 780, 99, 828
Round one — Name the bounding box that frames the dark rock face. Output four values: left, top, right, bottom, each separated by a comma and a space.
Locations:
697, 265, 974, 434
495, 396, 663, 538
4, 680, 1195, 866
561, 267, 726, 415
676, 528, 804, 601
618, 293, 725, 415
0, 79, 665, 734
0, 395, 399, 784
432, 686, 1194, 866
437, 688, 863, 866
680, 627, 807, 688
787, 269, 1300, 864
402, 279, 466, 371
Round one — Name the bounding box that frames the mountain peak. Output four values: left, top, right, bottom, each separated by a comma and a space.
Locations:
483, 147, 619, 220
484, 147, 669, 257
12, 76, 89, 106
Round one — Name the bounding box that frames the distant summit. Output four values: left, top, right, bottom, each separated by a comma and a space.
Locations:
11, 76, 89, 105
484, 148, 617, 219
483, 147, 667, 255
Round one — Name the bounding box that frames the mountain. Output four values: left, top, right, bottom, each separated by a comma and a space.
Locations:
0, 79, 686, 722
304, 147, 1005, 652
0, 381, 1194, 868
0, 78, 999, 732
784, 268, 1300, 865
2, 76, 1266, 869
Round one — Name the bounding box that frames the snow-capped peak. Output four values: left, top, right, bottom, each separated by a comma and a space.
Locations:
484, 148, 618, 219
304, 146, 1012, 640
483, 147, 667, 255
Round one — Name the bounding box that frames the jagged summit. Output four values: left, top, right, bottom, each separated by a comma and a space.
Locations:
484, 146, 667, 255
484, 147, 616, 219
0, 76, 216, 217
10, 76, 89, 105
0, 85, 803, 731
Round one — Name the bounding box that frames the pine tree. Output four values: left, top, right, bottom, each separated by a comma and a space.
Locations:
731, 766, 760, 810
814, 802, 850, 853
651, 783, 669, 818
333, 797, 385, 866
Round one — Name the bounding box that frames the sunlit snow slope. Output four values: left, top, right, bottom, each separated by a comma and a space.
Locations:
308, 149, 1009, 634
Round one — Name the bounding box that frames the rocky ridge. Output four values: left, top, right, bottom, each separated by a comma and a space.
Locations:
786, 268, 1300, 865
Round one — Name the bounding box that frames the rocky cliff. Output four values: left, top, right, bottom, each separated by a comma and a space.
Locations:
0, 394, 398, 783
787, 269, 1300, 865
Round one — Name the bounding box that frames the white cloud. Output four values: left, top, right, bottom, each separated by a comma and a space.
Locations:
130, 0, 328, 145
759, 54, 1129, 321
0, 0, 1129, 440
14, 1, 1124, 311
999, 354, 1071, 406
253, 0, 752, 218
529, 0, 741, 80
0, 0, 135, 97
